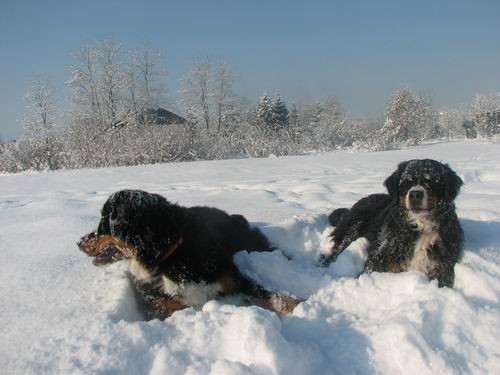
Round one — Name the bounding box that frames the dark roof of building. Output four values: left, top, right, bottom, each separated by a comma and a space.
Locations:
110, 108, 187, 131
145, 108, 187, 125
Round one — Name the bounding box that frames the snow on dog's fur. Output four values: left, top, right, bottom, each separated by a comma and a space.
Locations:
322, 159, 464, 287
78, 189, 300, 319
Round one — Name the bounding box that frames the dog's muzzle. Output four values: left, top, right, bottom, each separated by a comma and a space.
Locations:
406, 186, 428, 211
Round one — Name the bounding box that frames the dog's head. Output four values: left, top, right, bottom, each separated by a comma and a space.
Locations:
79, 189, 187, 272
384, 159, 463, 213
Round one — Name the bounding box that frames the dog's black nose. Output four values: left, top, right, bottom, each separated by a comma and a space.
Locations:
409, 190, 424, 201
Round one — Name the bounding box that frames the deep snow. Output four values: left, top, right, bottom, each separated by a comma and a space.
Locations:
0, 141, 499, 374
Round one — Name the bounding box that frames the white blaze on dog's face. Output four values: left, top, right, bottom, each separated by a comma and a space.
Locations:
404, 184, 429, 211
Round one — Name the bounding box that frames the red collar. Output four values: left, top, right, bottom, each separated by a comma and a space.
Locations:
159, 237, 184, 263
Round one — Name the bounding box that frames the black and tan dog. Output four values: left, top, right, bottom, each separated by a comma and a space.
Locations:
321, 159, 464, 287
79, 189, 299, 319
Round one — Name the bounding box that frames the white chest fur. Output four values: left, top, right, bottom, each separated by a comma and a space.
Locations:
406, 212, 440, 273
129, 259, 222, 308
130, 259, 155, 281
161, 276, 223, 308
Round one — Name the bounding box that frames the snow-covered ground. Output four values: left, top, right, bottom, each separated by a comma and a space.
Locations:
0, 141, 499, 375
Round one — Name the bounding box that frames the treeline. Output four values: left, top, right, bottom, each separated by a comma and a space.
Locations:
1, 38, 498, 173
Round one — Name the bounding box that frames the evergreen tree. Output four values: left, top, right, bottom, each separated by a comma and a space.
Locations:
270, 93, 289, 130
386, 88, 412, 141
380, 88, 438, 145
222, 97, 243, 129
381, 87, 418, 143
256, 94, 273, 127
289, 103, 298, 126
311, 101, 322, 125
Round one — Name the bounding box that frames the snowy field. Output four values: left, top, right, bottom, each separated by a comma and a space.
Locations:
0, 141, 499, 375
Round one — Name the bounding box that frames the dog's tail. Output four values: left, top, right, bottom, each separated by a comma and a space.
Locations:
328, 208, 349, 227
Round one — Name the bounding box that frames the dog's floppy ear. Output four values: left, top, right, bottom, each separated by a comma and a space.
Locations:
384, 161, 409, 197
443, 164, 463, 201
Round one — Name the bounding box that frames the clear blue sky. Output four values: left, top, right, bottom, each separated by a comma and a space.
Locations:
1, 0, 499, 139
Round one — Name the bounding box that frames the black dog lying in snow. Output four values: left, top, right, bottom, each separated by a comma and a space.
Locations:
78, 189, 300, 319
321, 159, 464, 287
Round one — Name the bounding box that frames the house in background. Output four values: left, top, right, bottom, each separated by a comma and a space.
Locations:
112, 107, 187, 130
144, 108, 187, 125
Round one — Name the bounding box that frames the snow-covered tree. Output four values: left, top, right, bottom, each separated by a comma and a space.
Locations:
288, 103, 299, 128
311, 101, 322, 125
380, 88, 436, 144
270, 93, 289, 130
67, 42, 102, 123
322, 96, 342, 119
438, 108, 465, 140
414, 94, 438, 140
469, 93, 500, 138
381, 87, 416, 143
178, 58, 213, 131
0, 140, 20, 173
214, 61, 236, 132
256, 94, 273, 128
254, 93, 289, 131
288, 103, 301, 141
95, 39, 124, 127
221, 97, 243, 129
292, 97, 352, 150
67, 38, 125, 129
19, 77, 60, 170
126, 45, 166, 124
377, 117, 401, 147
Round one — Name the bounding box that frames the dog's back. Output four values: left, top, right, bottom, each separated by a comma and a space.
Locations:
328, 194, 392, 251
187, 206, 272, 256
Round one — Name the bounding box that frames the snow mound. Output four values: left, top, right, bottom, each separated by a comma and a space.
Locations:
295, 272, 500, 374
235, 214, 367, 299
